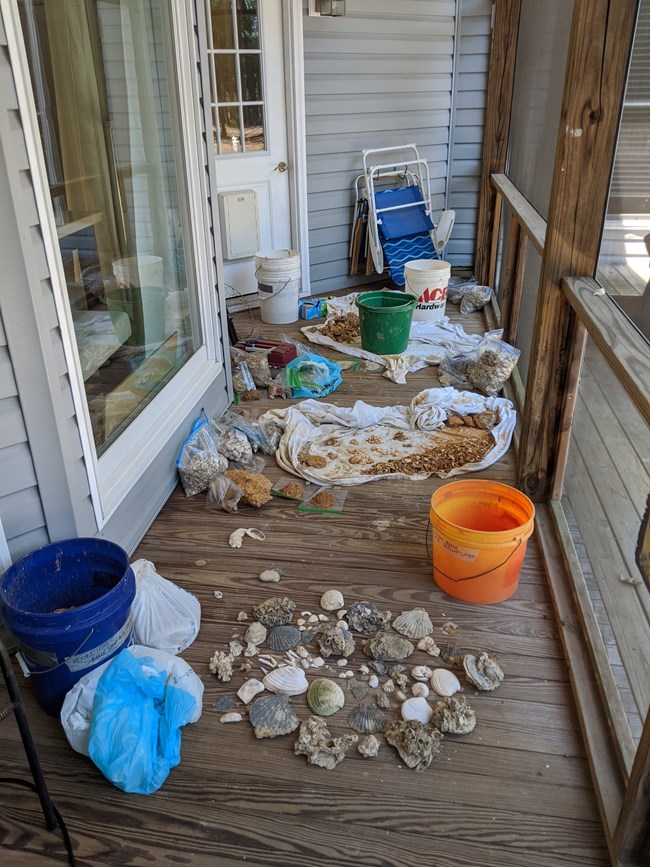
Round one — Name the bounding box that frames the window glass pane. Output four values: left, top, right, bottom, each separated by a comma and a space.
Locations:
214, 53, 238, 104
236, 0, 260, 50
239, 53, 262, 103
242, 104, 265, 152
219, 106, 242, 153
211, 0, 234, 50
597, 0, 650, 343
18, 0, 201, 454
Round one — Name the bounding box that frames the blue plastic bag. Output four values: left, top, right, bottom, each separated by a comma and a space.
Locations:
88, 648, 197, 794
284, 352, 342, 399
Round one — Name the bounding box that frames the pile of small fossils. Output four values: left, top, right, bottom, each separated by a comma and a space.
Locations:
210, 590, 504, 771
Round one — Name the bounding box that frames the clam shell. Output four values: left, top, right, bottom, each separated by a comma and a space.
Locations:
320, 589, 344, 611
430, 668, 462, 697
307, 678, 345, 716
249, 693, 299, 739
237, 678, 265, 704
244, 622, 267, 646
348, 703, 387, 734
267, 625, 302, 651
263, 665, 309, 696
392, 608, 434, 640
401, 696, 433, 724
362, 633, 414, 662
463, 652, 504, 691
412, 665, 433, 682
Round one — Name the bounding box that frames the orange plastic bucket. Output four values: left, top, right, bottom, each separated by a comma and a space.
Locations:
429, 480, 535, 604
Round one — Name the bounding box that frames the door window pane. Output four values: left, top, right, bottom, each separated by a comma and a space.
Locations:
18, 0, 201, 454
218, 106, 242, 153
242, 104, 265, 152
236, 0, 260, 49
215, 53, 238, 103
240, 53, 262, 102
211, 0, 234, 49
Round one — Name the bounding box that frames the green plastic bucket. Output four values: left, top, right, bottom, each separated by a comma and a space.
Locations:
355, 291, 416, 354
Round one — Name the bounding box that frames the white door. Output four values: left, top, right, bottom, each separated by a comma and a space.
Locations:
207, 0, 292, 299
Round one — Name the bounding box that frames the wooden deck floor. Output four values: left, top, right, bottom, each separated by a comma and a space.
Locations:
0, 302, 609, 866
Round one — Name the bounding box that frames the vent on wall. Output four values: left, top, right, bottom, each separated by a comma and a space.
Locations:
218, 190, 261, 260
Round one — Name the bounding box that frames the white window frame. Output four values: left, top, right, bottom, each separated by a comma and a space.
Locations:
3, 0, 225, 526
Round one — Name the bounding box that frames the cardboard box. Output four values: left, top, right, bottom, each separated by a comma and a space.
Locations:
299, 298, 327, 320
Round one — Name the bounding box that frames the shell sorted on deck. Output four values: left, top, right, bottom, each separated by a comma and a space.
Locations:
412, 682, 430, 699
463, 652, 504, 691
318, 625, 355, 658
237, 678, 265, 704
244, 621, 267, 646
267, 625, 302, 652
294, 717, 358, 770
320, 589, 345, 611
430, 668, 462, 697
307, 678, 345, 717
348, 703, 388, 734
212, 695, 236, 712
263, 665, 309, 696
431, 696, 477, 735
411, 665, 433, 682
362, 633, 414, 662
252, 596, 296, 627
249, 693, 299, 739
417, 636, 441, 657
440, 643, 464, 666
376, 691, 391, 709
385, 720, 444, 771
348, 678, 369, 702
345, 601, 392, 634
392, 608, 434, 640
401, 696, 433, 725
358, 734, 380, 758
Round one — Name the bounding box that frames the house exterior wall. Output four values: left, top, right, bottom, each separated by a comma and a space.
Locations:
303, 0, 492, 294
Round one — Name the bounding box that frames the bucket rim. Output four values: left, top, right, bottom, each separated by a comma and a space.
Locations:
404, 259, 451, 274
430, 479, 535, 539
255, 248, 300, 261
355, 290, 416, 312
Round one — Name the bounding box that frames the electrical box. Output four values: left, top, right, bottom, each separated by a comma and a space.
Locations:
218, 189, 260, 260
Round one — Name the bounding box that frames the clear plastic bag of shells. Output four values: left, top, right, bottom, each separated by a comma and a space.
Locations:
438, 330, 520, 396
205, 475, 243, 513
271, 477, 307, 501
176, 410, 228, 496
221, 410, 281, 456
297, 486, 347, 516
446, 277, 492, 314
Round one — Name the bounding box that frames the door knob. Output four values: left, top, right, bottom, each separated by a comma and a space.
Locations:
275, 161, 289, 173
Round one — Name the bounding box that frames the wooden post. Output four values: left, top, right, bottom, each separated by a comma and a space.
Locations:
615, 714, 650, 863
499, 214, 528, 344
474, 0, 521, 285
517, 0, 640, 501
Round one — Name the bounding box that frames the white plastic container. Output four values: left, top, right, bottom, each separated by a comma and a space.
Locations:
255, 249, 301, 324
112, 255, 164, 290
403, 259, 451, 322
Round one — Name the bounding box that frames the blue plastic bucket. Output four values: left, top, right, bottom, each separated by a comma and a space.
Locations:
0, 538, 135, 716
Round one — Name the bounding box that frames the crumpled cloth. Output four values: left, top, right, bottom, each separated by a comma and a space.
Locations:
259, 387, 516, 486
301, 292, 483, 384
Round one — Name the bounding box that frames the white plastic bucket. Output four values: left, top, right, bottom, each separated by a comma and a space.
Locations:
255, 249, 301, 325
112, 255, 164, 290
403, 259, 451, 322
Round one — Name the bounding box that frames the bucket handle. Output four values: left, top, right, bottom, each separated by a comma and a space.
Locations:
255, 265, 294, 298
24, 627, 95, 676
425, 519, 523, 583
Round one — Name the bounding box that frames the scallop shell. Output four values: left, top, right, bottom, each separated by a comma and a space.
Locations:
320, 589, 344, 611
348, 703, 388, 734
237, 678, 265, 704
263, 665, 309, 696
267, 625, 302, 651
348, 678, 369, 702
244, 622, 267, 646
376, 691, 391, 709
412, 665, 433, 682
463, 652, 504, 691
430, 668, 462, 697
431, 696, 477, 735
401, 696, 433, 725
362, 633, 414, 662
392, 608, 434, 640
306, 678, 345, 716
249, 693, 299, 739
385, 720, 444, 771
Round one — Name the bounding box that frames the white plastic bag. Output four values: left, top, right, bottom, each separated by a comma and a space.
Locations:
131, 559, 201, 654
60, 645, 204, 756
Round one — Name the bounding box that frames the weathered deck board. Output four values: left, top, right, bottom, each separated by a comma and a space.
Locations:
0, 299, 609, 865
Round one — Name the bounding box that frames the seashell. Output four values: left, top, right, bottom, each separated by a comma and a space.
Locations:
440, 643, 463, 666
243, 642, 258, 657
244, 622, 267, 646
368, 660, 387, 676
395, 690, 407, 703
348, 703, 387, 734
318, 625, 355, 658
358, 734, 380, 758
382, 678, 395, 694
344, 670, 354, 679
237, 678, 265, 704
267, 625, 302, 651
259, 569, 281, 583
442, 621, 458, 635
412, 682, 430, 699
463, 652, 504, 691
376, 691, 391, 709
368, 675, 379, 688
212, 695, 236, 711
249, 693, 299, 739
311, 656, 325, 668
240, 660, 252, 673
229, 527, 265, 548
308, 614, 319, 623
336, 610, 347, 620
363, 633, 414, 662
220, 712, 242, 724
412, 665, 433, 682
229, 641, 244, 657
263, 666, 309, 696
430, 668, 462, 697
417, 636, 441, 657
294, 717, 358, 770
300, 628, 319, 645
388, 664, 409, 690
253, 596, 296, 627
359, 665, 369, 675
320, 589, 344, 611
237, 611, 248, 622
385, 721, 444, 771
346, 601, 391, 634
348, 678, 369, 702
307, 678, 345, 716
318, 614, 329, 622
431, 696, 477, 735
337, 658, 348, 667
209, 651, 234, 682
392, 608, 434, 640
401, 696, 433, 725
